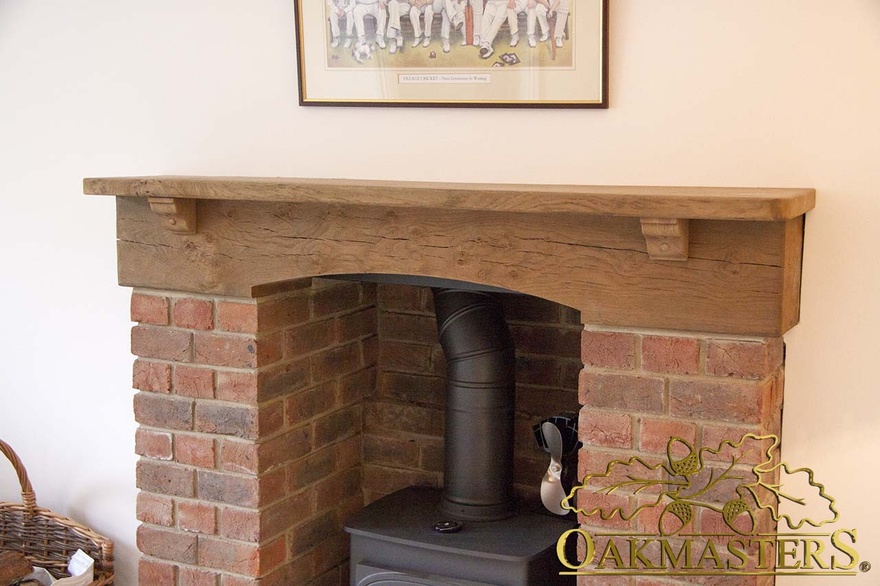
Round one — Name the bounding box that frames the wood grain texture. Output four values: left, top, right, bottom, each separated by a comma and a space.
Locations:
86, 176, 816, 221
114, 197, 804, 336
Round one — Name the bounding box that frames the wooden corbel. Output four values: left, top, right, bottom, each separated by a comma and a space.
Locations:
148, 197, 197, 234
640, 218, 689, 261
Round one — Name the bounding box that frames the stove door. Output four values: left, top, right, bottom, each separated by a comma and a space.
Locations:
355, 564, 495, 586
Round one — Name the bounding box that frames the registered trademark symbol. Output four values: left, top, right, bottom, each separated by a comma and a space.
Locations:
860, 561, 872, 572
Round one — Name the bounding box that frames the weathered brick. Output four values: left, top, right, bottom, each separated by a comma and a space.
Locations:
579, 371, 665, 414
284, 319, 336, 357
706, 338, 783, 379
315, 405, 362, 446
132, 325, 192, 362
285, 381, 337, 425
379, 312, 437, 344
216, 371, 260, 404
216, 301, 259, 334
175, 433, 216, 469
178, 500, 217, 534
258, 401, 285, 438
338, 367, 375, 406
669, 379, 770, 424
638, 417, 698, 453
379, 340, 433, 373
219, 440, 259, 475
313, 283, 361, 318
220, 493, 311, 542
579, 410, 633, 449
195, 402, 258, 439
311, 342, 362, 383
259, 425, 312, 471
378, 372, 444, 408
136, 524, 197, 564
198, 534, 286, 576
138, 557, 176, 585
288, 448, 337, 491
291, 511, 339, 555
133, 360, 172, 393
642, 335, 701, 375
364, 434, 419, 467
194, 332, 274, 369
137, 492, 174, 526
137, 459, 195, 498
338, 307, 378, 342
378, 284, 423, 312
131, 293, 169, 326
260, 359, 311, 402
134, 392, 193, 430
363, 465, 439, 497
173, 298, 214, 330
511, 325, 581, 357
365, 402, 443, 436
315, 467, 362, 512
173, 365, 215, 399
258, 294, 310, 330
178, 567, 220, 586
581, 330, 637, 370
136, 428, 173, 460
197, 470, 260, 507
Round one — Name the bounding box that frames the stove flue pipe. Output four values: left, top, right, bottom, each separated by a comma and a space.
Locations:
432, 288, 516, 521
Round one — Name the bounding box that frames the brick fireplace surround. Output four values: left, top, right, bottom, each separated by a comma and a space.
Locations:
85, 177, 814, 586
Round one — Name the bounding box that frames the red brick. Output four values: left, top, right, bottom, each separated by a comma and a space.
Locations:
291, 511, 339, 555
288, 448, 337, 491
315, 405, 362, 446
579, 410, 633, 449
216, 301, 259, 333
216, 371, 259, 403
136, 428, 173, 460
378, 284, 423, 311
133, 360, 172, 393
138, 557, 176, 584
260, 359, 311, 402
197, 470, 260, 507
284, 318, 337, 357
173, 298, 214, 330
175, 434, 216, 468
219, 440, 259, 475
257, 401, 285, 438
132, 325, 192, 362
669, 379, 770, 424
511, 325, 581, 357
131, 293, 169, 325
198, 535, 286, 576
193, 333, 261, 369
364, 434, 419, 468
178, 501, 217, 534
137, 492, 174, 526
339, 307, 377, 341
134, 392, 193, 430
258, 426, 313, 474
258, 294, 310, 330
195, 402, 258, 439
641, 335, 701, 375
706, 338, 783, 379
363, 465, 440, 497
379, 312, 436, 344
137, 459, 195, 498
639, 417, 698, 453
174, 366, 215, 399
581, 330, 637, 370
312, 533, 348, 577
339, 367, 375, 406
313, 283, 361, 318
701, 424, 776, 466
179, 567, 219, 586
311, 342, 362, 383
366, 402, 443, 436
286, 382, 336, 424
315, 468, 361, 512
579, 371, 665, 414
137, 524, 198, 564
379, 340, 432, 373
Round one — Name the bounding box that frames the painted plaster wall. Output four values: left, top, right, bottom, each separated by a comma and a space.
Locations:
1, 1, 878, 583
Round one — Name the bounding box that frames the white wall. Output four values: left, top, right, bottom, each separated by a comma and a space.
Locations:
1, 1, 878, 583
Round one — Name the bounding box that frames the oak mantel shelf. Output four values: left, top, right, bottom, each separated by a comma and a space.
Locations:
83, 176, 815, 222
85, 175, 815, 336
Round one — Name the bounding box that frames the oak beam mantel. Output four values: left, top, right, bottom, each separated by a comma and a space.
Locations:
85, 176, 815, 336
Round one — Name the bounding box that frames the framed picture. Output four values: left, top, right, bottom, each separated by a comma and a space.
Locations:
294, 0, 608, 108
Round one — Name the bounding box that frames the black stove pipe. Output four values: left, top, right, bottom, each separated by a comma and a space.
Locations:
432, 288, 516, 521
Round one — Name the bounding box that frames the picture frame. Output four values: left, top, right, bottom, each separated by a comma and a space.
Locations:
294, 0, 608, 108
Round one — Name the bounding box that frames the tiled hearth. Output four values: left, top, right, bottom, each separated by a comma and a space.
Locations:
86, 177, 814, 585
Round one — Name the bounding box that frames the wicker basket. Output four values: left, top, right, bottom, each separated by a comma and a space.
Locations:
0, 438, 114, 585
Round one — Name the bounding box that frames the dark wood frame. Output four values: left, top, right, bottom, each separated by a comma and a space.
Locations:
294, 0, 609, 108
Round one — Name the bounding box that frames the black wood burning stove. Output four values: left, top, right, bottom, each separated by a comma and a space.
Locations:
345, 288, 575, 586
